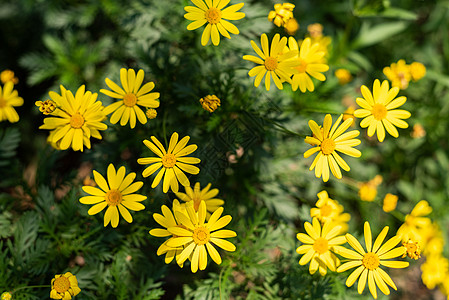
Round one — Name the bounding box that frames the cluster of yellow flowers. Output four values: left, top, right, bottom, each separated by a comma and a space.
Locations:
383, 60, 426, 90
396, 200, 449, 296
0, 1, 436, 299
297, 219, 409, 299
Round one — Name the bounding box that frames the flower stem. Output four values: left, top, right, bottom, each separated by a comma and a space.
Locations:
12, 285, 50, 293
262, 117, 307, 138
302, 108, 343, 115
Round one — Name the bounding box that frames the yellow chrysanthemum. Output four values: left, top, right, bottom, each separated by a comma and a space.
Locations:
0, 70, 18, 84
296, 218, 346, 276
1, 292, 12, 300
149, 200, 189, 267
383, 59, 411, 90
137, 132, 200, 193
38, 85, 107, 151
243, 33, 299, 91
383, 193, 398, 213
80, 164, 146, 228
421, 223, 444, 256
146, 108, 157, 119
0, 81, 23, 123
411, 123, 426, 138
336, 222, 409, 299
335, 68, 352, 85
310, 190, 350, 233
304, 114, 361, 182
402, 240, 421, 260
397, 200, 432, 244
287, 37, 329, 92
284, 18, 299, 35
50, 272, 81, 300
35, 99, 57, 115
175, 182, 224, 219
307, 23, 323, 39
358, 176, 382, 202
199, 95, 221, 112
410, 62, 426, 82
100, 68, 160, 128
166, 201, 237, 273
354, 79, 411, 142
184, 0, 245, 46
421, 255, 449, 289
268, 3, 295, 27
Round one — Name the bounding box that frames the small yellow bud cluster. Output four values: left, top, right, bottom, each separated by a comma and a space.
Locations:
35, 100, 57, 115
199, 95, 221, 113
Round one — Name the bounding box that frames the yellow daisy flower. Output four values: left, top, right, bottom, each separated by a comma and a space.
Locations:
199, 95, 221, 112
35, 99, 57, 115
80, 164, 146, 228
383, 59, 411, 90
137, 132, 200, 193
100, 68, 160, 128
336, 222, 409, 299
149, 200, 188, 267
50, 272, 81, 300
410, 62, 426, 81
304, 114, 361, 182
288, 37, 329, 92
284, 18, 299, 35
184, 0, 245, 46
402, 240, 421, 260
354, 79, 411, 142
421, 255, 448, 289
0, 69, 18, 84
383, 193, 398, 213
335, 68, 352, 85
310, 190, 350, 233
166, 201, 236, 273
267, 3, 295, 27
175, 182, 224, 219
38, 85, 107, 151
1, 292, 12, 300
0, 81, 23, 123
243, 33, 299, 91
397, 200, 432, 244
296, 218, 346, 276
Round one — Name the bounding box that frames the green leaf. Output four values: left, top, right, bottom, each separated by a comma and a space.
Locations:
0, 127, 20, 167
352, 21, 410, 48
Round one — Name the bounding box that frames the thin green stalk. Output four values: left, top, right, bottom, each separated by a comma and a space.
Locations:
262, 117, 307, 138
12, 285, 50, 293
301, 108, 343, 115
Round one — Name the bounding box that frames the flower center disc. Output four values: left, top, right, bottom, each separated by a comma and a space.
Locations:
362, 252, 380, 270
296, 59, 308, 73
53, 276, 70, 293
205, 8, 221, 24
162, 153, 177, 168
105, 189, 122, 206
320, 204, 332, 217
320, 138, 335, 155
70, 112, 85, 129
313, 237, 329, 254
264, 56, 278, 71
371, 104, 387, 120
193, 226, 210, 245
123, 93, 137, 107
